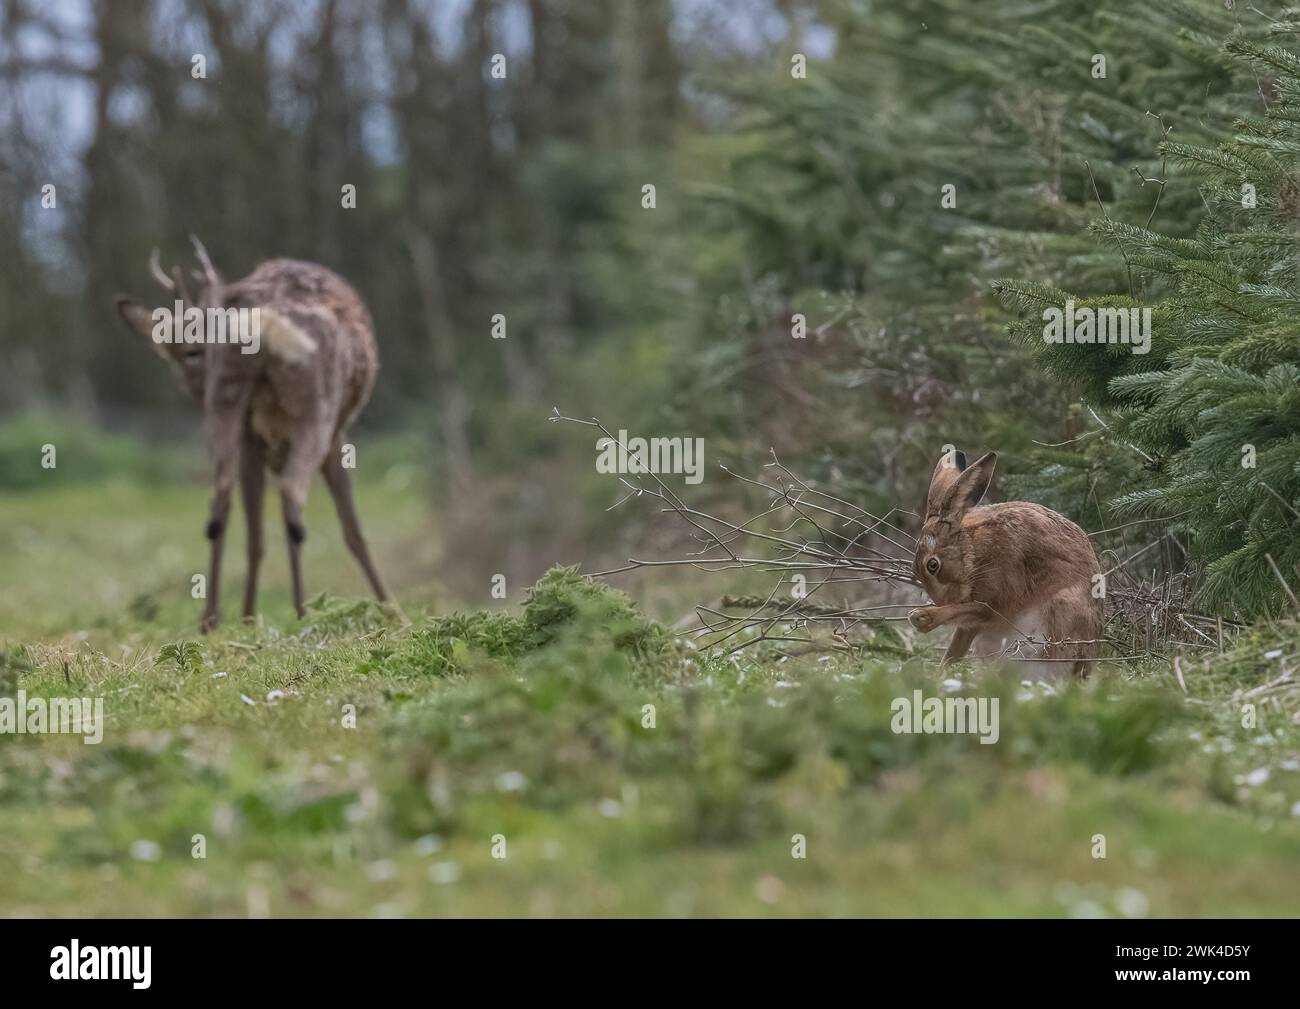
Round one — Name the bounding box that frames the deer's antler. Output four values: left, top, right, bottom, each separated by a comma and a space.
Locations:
190, 234, 221, 290
148, 247, 176, 291
169, 264, 192, 304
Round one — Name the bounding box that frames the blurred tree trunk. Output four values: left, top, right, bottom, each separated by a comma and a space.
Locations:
80, 0, 150, 418
386, 0, 474, 495
405, 229, 473, 498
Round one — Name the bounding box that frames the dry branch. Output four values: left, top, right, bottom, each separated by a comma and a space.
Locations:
551, 410, 923, 656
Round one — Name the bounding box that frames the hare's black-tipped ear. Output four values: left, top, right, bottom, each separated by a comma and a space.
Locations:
926, 446, 968, 517
943, 450, 996, 517
115, 296, 171, 359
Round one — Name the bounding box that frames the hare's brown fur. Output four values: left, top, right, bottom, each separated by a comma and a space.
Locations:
909, 449, 1103, 678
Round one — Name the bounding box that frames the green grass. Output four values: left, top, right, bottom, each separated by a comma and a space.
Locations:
1, 423, 1298, 917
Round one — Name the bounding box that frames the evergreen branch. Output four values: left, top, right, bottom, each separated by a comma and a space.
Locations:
1223, 34, 1300, 78
988, 279, 1069, 314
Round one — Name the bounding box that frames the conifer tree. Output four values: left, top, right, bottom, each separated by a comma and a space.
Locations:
995, 26, 1300, 618
678, 1, 1262, 527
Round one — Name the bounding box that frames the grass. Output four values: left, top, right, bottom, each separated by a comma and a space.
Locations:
1, 421, 1298, 917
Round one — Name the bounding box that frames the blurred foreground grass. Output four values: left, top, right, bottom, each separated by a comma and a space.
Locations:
1, 418, 1298, 917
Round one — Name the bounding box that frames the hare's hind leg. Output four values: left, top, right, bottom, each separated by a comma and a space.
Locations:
1044, 583, 1102, 679
942, 626, 978, 665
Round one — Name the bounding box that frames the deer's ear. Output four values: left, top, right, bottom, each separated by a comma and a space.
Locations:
115, 296, 171, 358
115, 296, 153, 338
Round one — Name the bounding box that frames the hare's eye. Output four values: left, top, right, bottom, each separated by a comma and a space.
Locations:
925, 556, 941, 575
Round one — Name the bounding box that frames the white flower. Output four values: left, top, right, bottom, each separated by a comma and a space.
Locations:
429, 861, 460, 885
130, 840, 162, 862
1115, 887, 1150, 918
366, 860, 395, 882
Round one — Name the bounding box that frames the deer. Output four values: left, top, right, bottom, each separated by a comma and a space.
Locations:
114, 237, 391, 632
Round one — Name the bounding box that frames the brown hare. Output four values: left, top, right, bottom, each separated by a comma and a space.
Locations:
908, 448, 1103, 678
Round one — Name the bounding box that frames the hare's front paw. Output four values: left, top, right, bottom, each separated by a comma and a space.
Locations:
908, 607, 938, 633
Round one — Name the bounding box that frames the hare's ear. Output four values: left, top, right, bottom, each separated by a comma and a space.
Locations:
926, 447, 968, 517
943, 451, 997, 517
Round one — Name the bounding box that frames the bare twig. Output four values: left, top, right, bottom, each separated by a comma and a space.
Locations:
551, 410, 924, 656
1265, 553, 1300, 617
1083, 158, 1136, 300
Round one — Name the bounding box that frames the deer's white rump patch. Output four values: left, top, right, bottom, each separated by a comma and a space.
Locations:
258, 307, 319, 363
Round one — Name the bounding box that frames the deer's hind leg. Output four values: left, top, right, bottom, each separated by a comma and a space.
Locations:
321, 444, 391, 602
239, 427, 267, 621
199, 411, 245, 633
278, 425, 332, 620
